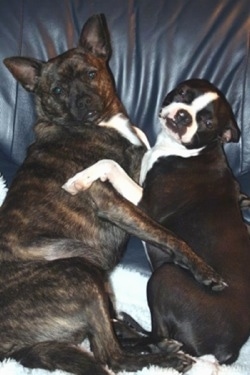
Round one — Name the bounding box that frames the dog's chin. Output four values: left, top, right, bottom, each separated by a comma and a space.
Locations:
181, 136, 203, 150
72, 110, 101, 124
84, 110, 100, 123
164, 124, 200, 150
181, 141, 196, 149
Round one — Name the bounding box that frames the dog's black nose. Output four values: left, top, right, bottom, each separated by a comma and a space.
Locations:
77, 96, 92, 109
175, 109, 192, 127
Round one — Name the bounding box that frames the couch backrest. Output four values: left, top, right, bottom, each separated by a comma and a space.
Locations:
1, 0, 249, 180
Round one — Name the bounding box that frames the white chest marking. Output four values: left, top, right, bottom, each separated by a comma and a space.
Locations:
99, 114, 150, 149
140, 130, 204, 185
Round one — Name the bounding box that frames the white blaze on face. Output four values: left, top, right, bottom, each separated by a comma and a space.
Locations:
160, 91, 219, 144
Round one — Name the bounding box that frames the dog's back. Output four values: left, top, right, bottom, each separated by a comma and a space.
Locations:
143, 79, 250, 364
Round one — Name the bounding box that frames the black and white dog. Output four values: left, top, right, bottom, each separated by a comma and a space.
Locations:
64, 78, 250, 364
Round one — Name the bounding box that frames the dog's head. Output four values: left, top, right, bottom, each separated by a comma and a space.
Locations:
4, 14, 123, 126
159, 79, 240, 149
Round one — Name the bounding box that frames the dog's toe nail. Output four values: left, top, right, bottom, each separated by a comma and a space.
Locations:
212, 280, 228, 292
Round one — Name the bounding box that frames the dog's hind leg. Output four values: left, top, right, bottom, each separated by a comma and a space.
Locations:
10, 342, 110, 375
10, 341, 193, 374
1, 258, 120, 373
1, 258, 193, 374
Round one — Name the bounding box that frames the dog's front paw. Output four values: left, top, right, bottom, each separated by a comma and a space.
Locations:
162, 352, 195, 374
155, 338, 183, 353
196, 265, 228, 292
211, 280, 228, 292
62, 159, 118, 195
239, 193, 250, 208
62, 170, 96, 195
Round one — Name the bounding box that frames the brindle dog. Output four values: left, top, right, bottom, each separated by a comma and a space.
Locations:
1, 14, 224, 375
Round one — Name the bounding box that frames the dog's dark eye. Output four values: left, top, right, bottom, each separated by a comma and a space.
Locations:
206, 119, 213, 129
52, 86, 62, 95
178, 89, 185, 97
87, 71, 96, 80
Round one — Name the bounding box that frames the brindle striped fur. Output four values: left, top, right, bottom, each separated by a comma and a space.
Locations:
0, 14, 223, 374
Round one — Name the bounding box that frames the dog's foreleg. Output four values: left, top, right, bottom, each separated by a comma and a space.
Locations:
63, 163, 227, 290
63, 159, 143, 205
84, 182, 226, 291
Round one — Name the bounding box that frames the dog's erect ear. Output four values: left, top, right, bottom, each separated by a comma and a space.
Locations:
4, 57, 44, 92
79, 14, 111, 60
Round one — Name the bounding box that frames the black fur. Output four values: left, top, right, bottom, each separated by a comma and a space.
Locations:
142, 79, 250, 364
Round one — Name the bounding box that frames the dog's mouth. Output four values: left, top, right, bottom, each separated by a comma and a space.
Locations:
159, 104, 200, 146
70, 91, 105, 124
71, 107, 101, 124
164, 115, 179, 129
85, 110, 99, 122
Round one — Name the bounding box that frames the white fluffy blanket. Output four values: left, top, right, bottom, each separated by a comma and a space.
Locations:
0, 173, 249, 375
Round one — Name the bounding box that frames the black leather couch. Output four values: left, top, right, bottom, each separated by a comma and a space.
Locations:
0, 0, 249, 272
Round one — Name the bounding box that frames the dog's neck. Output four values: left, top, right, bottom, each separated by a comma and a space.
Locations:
99, 113, 150, 149
140, 128, 204, 185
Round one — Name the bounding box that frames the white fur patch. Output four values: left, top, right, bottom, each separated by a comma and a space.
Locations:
160, 92, 219, 144
192, 92, 219, 112
99, 113, 150, 148
63, 159, 143, 205
140, 130, 204, 184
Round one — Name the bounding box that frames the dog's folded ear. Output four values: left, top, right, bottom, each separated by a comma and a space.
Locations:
79, 14, 111, 60
222, 125, 239, 143
221, 111, 240, 143
4, 57, 43, 92
218, 91, 240, 143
